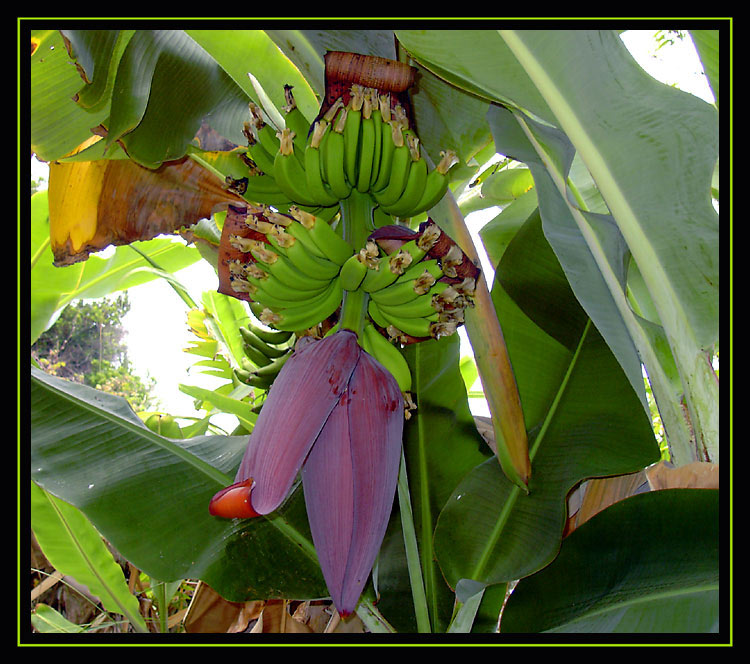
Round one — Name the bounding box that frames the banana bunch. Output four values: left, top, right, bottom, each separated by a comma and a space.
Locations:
353, 227, 476, 397
234, 322, 295, 389
263, 83, 458, 216
225, 205, 353, 333
344, 222, 476, 345
312, 84, 459, 218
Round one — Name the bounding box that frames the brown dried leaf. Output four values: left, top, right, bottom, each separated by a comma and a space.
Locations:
646, 460, 719, 491
183, 581, 253, 634
48, 156, 243, 266
564, 461, 720, 537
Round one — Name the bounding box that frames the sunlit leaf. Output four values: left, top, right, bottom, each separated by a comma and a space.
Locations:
30, 481, 147, 631
30, 190, 202, 344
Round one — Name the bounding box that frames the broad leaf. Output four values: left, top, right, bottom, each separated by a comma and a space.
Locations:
188, 29, 320, 127
500, 489, 719, 633
30, 367, 327, 602
395, 29, 557, 124
178, 383, 258, 431
31, 604, 86, 633
495, 30, 719, 464
30, 30, 111, 162
432, 211, 661, 591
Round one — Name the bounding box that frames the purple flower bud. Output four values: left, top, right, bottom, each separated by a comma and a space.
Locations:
209, 330, 404, 617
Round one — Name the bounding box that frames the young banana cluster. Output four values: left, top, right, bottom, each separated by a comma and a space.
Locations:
235, 84, 458, 218
234, 322, 295, 390
225, 205, 355, 333
312, 84, 459, 218
338, 221, 477, 394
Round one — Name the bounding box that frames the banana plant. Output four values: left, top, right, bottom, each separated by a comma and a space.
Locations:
28, 26, 723, 638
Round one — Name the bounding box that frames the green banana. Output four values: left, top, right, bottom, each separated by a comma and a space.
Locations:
372, 119, 397, 193
360, 243, 422, 293
362, 323, 412, 393
391, 238, 428, 265
241, 343, 275, 368
289, 206, 354, 266
224, 171, 291, 207
265, 229, 341, 281
248, 103, 281, 155
243, 321, 293, 345
398, 258, 444, 284
244, 132, 277, 177
260, 277, 344, 332
380, 154, 428, 218
240, 325, 290, 358
376, 297, 437, 322
269, 213, 328, 260
372, 123, 411, 207
236, 351, 290, 388
340, 253, 369, 291
273, 128, 318, 206
343, 85, 364, 186
253, 250, 333, 292
375, 282, 453, 319
323, 107, 353, 200
407, 149, 459, 217
282, 84, 312, 151
367, 298, 390, 329
304, 121, 339, 206
369, 300, 438, 339
369, 270, 440, 307
235, 366, 275, 389
369, 92, 387, 190
356, 90, 376, 193
251, 350, 292, 378
370, 272, 434, 306
246, 273, 329, 309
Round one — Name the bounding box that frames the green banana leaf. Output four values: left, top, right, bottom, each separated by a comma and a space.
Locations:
396, 29, 720, 467
30, 367, 328, 602
432, 210, 662, 592
500, 488, 720, 633
178, 383, 258, 432
689, 29, 719, 108
30, 30, 112, 162
199, 290, 252, 369
187, 29, 320, 127
30, 190, 202, 344
31, 604, 86, 633
30, 481, 148, 632
497, 30, 719, 465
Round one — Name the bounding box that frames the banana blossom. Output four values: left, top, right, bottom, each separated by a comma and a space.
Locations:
209, 329, 404, 617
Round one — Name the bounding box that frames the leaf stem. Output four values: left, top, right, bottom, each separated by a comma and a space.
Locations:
397, 449, 431, 632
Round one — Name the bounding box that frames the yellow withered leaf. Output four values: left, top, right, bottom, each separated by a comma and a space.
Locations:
48, 156, 243, 266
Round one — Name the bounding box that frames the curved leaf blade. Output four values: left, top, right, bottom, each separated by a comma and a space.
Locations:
433, 212, 661, 591
30, 481, 147, 632
497, 30, 719, 463
500, 489, 720, 633
30, 367, 327, 602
